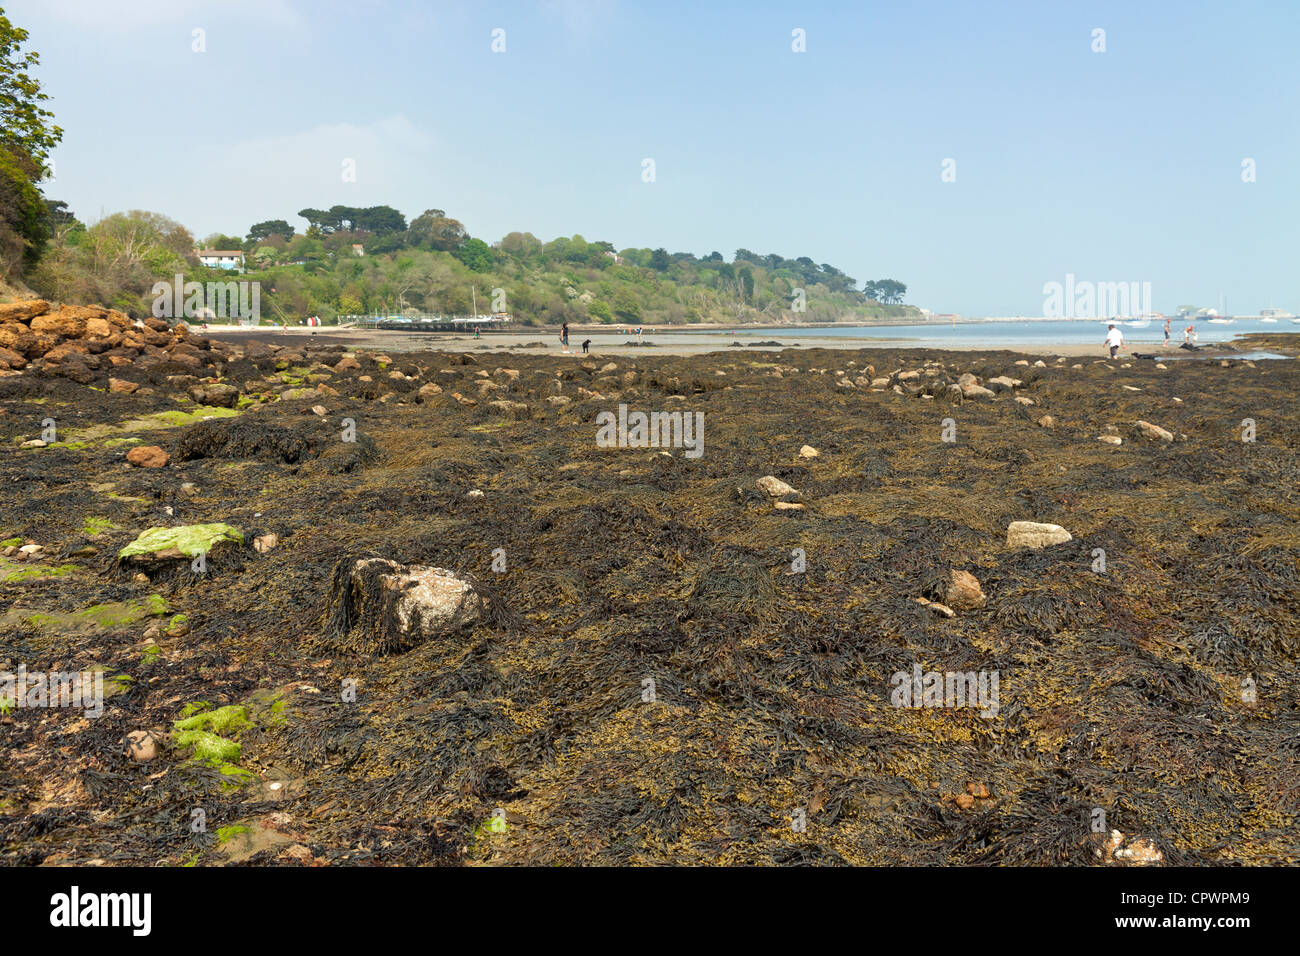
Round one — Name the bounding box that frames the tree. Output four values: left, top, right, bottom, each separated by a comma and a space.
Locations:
201, 232, 243, 251
407, 208, 466, 251
248, 219, 294, 243
0, 10, 61, 170
353, 205, 406, 235
453, 237, 492, 272
650, 247, 671, 271
0, 10, 61, 276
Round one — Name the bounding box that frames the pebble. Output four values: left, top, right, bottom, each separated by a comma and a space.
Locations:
1006, 521, 1072, 549
125, 730, 157, 762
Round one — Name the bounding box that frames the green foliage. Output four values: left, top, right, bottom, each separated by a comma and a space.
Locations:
27, 195, 913, 325
0, 10, 61, 168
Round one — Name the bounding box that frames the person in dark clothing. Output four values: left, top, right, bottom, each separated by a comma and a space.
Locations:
561, 322, 570, 348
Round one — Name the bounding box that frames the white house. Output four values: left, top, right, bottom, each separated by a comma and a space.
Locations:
197, 249, 245, 270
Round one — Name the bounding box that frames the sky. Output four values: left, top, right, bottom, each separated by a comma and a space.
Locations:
8, 0, 1300, 316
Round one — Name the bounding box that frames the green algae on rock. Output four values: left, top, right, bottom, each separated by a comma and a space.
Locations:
118, 524, 244, 562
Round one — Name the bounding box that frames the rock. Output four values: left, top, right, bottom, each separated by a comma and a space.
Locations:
1014, 396, 1035, 406
188, 383, 240, 408
1006, 521, 1072, 549
1098, 435, 1123, 445
961, 383, 996, 400
957, 373, 979, 387
18, 544, 42, 555
0, 299, 50, 323
773, 501, 805, 511
326, 558, 484, 654
466, 489, 485, 499
545, 395, 571, 406
253, 533, 279, 553
870, 377, 890, 388
125, 730, 157, 762
118, 523, 244, 564
945, 570, 986, 610
1014, 360, 1029, 366
799, 445, 819, 459
757, 475, 797, 497
310, 405, 327, 416
415, 382, 444, 403
126, 445, 170, 468
0, 345, 28, 369
1132, 420, 1174, 442
1033, 360, 1046, 367
20, 439, 46, 448
915, 596, 955, 618
1037, 415, 1054, 428
333, 357, 361, 372
987, 376, 1022, 389
108, 377, 139, 394
1097, 829, 1164, 866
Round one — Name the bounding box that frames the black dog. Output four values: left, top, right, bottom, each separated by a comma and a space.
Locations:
582, 339, 591, 354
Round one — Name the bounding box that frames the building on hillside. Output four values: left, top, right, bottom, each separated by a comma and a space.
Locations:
197, 250, 245, 270
352, 244, 365, 256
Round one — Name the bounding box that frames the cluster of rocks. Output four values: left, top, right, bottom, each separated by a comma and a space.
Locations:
0, 299, 220, 384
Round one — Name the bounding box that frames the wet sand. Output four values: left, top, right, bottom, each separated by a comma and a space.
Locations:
204, 325, 1284, 361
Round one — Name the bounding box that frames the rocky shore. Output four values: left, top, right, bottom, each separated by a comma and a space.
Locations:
1, 321, 1297, 865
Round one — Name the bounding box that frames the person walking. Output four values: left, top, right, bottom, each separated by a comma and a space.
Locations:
1163, 317, 1171, 348
1105, 323, 1125, 359
560, 321, 570, 349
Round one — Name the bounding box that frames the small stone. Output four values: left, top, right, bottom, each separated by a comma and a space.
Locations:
1033, 360, 1047, 368
799, 445, 819, 459
945, 570, 986, 610
773, 501, 805, 511
18, 544, 42, 555
311, 405, 327, 416
253, 533, 279, 553
1037, 415, 1054, 428
126, 445, 169, 468
20, 439, 46, 448
1097, 435, 1123, 445
1132, 420, 1174, 442
757, 475, 797, 497
466, 489, 485, 499
967, 782, 990, 798
954, 793, 976, 809
108, 377, 139, 394
125, 730, 157, 762
1015, 396, 1035, 406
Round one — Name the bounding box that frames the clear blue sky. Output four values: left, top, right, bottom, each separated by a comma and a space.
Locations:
10, 0, 1300, 315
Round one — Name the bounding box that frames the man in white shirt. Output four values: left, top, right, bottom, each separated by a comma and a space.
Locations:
1105, 324, 1125, 359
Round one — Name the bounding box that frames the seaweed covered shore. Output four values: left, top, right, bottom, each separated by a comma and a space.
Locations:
1, 332, 1298, 866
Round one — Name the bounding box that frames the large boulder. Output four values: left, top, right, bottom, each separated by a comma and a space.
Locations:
326, 558, 484, 654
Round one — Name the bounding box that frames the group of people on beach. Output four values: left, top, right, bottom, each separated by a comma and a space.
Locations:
1105, 317, 1198, 358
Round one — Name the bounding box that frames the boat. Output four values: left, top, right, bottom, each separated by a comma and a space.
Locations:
1260, 317, 1278, 323
1207, 318, 1232, 325
1124, 318, 1151, 329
